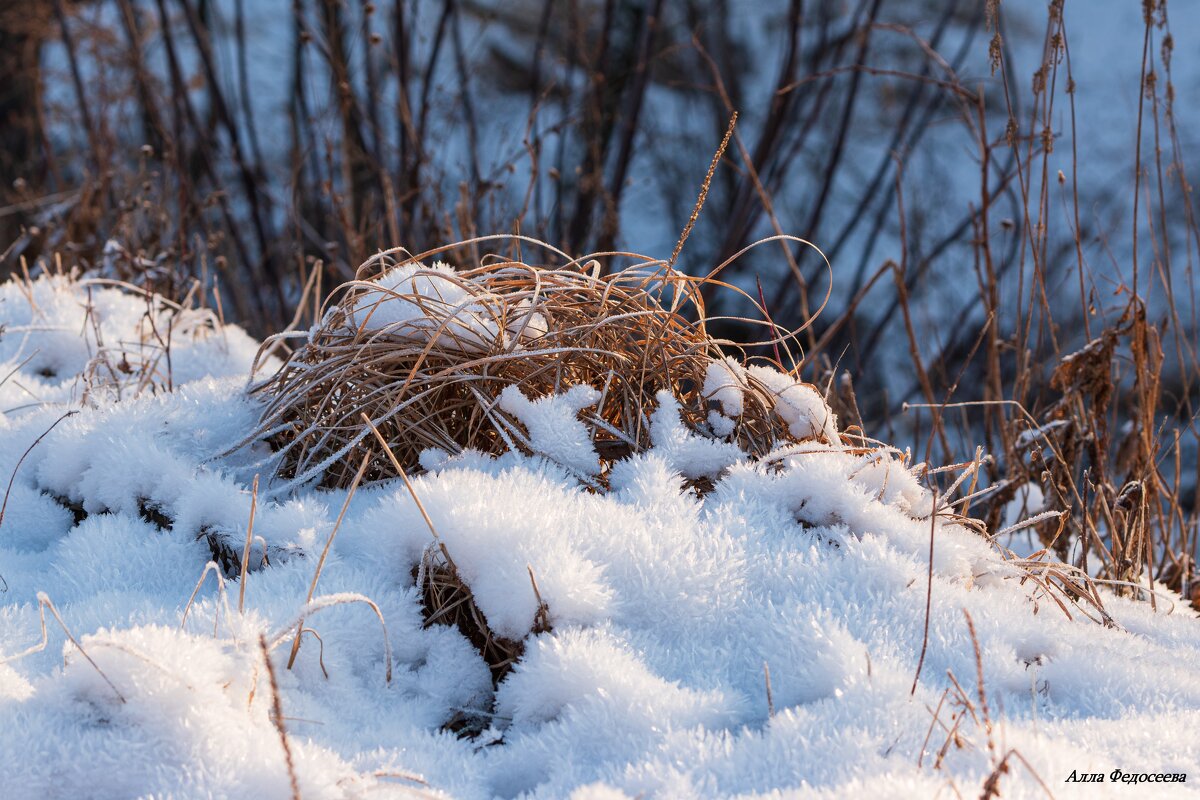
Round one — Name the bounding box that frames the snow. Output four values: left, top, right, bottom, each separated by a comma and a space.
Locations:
746, 365, 840, 444
348, 261, 547, 353
0, 274, 264, 406
704, 357, 747, 418
648, 390, 743, 479
0, 277, 1199, 799
499, 384, 602, 478
701, 357, 840, 447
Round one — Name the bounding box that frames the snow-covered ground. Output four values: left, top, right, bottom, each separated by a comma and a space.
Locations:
0, 275, 1198, 799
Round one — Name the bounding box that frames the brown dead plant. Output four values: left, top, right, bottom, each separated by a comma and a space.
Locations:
243, 235, 830, 490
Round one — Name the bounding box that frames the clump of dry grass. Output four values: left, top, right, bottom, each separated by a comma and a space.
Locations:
246, 237, 820, 490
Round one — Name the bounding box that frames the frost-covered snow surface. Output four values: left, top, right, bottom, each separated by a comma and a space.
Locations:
1, 278, 1199, 799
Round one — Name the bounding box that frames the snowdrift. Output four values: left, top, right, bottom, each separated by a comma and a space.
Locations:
0, 272, 1197, 799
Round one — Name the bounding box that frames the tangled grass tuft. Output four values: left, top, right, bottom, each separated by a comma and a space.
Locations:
246, 237, 819, 490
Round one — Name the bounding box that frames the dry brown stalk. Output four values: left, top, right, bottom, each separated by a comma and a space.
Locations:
259, 634, 302, 800
237, 474, 259, 614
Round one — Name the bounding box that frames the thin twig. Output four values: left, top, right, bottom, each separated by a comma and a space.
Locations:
238, 474, 260, 613
911, 490, 939, 695
259, 634, 302, 800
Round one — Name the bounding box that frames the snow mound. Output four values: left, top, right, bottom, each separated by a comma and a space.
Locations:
700, 355, 841, 446
0, 274, 266, 406
347, 261, 548, 353
745, 364, 839, 443
0, 277, 1198, 799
